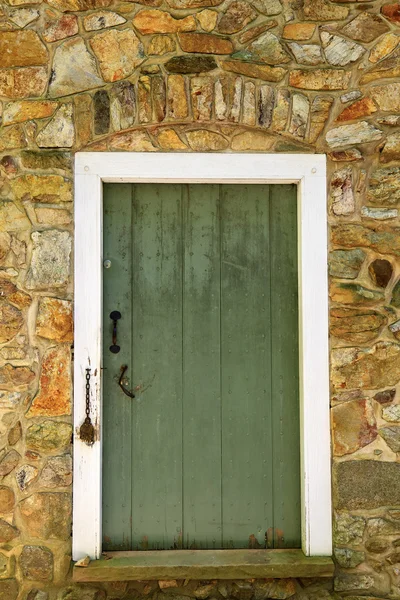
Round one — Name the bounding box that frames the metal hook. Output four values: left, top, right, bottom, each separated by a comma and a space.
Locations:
118, 365, 135, 398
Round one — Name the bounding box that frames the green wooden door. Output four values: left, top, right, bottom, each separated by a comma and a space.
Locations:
102, 183, 300, 551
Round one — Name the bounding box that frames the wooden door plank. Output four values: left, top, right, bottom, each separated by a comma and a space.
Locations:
270, 184, 301, 548
183, 184, 222, 549
220, 184, 273, 549
131, 183, 183, 550
102, 183, 133, 550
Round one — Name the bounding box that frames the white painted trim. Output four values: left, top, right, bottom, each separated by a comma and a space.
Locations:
73, 152, 331, 560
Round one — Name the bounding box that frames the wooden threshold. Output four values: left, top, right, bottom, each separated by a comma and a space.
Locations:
73, 549, 334, 582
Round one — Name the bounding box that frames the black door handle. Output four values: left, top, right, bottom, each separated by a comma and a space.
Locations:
109, 311, 121, 353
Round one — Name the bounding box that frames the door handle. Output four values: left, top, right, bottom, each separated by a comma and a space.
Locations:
109, 311, 121, 353
118, 365, 135, 398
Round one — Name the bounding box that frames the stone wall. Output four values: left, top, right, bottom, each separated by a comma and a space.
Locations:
1, 0, 400, 597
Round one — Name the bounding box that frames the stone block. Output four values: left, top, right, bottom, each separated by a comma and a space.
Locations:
334, 460, 400, 509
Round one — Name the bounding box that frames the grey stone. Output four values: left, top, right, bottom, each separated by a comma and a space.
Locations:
379, 426, 400, 452
391, 280, 400, 308
36, 104, 74, 148
367, 517, 400, 536
334, 547, 365, 568
9, 7, 39, 27
258, 85, 274, 127
377, 115, 400, 126
288, 93, 309, 139
341, 90, 362, 103
334, 460, 400, 509
40, 455, 72, 488
287, 42, 323, 65
27, 591, 49, 600
321, 32, 365, 66
25, 231, 71, 290
15, 464, 38, 491
0, 391, 23, 410
19, 493, 72, 541
326, 122, 383, 148
333, 513, 365, 545
328, 249, 365, 279
330, 166, 354, 215
361, 207, 398, 220
0, 553, 7, 576
233, 32, 290, 65
49, 37, 103, 97
382, 405, 400, 422
251, 0, 282, 15
341, 12, 389, 43
110, 81, 136, 131
19, 546, 53, 581
334, 575, 374, 592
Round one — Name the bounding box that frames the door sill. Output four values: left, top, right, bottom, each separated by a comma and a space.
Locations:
73, 549, 334, 582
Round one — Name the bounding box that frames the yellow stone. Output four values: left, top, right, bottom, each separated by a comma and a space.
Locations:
222, 60, 286, 82
156, 128, 187, 149
0, 66, 47, 99
27, 346, 71, 418
108, 130, 157, 151
148, 34, 176, 55
133, 9, 196, 34
11, 175, 72, 203
289, 69, 350, 90
186, 129, 228, 151
282, 22, 316, 40
0, 203, 30, 232
36, 297, 73, 342
0, 31, 48, 67
3, 101, 58, 126
35, 207, 72, 226
167, 75, 188, 119
231, 131, 276, 151
90, 29, 144, 82
197, 9, 218, 32
369, 33, 400, 63
0, 125, 26, 151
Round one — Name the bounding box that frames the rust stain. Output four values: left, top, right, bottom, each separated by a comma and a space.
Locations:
248, 533, 262, 549
275, 528, 285, 548
141, 535, 149, 550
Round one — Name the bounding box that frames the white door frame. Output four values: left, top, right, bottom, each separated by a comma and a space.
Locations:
73, 152, 331, 561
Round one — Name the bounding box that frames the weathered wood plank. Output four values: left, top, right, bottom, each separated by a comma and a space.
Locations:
183, 184, 222, 549
102, 183, 133, 551
73, 549, 334, 581
131, 183, 183, 550
270, 184, 301, 549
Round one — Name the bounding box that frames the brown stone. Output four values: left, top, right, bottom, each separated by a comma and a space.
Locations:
178, 32, 233, 54
156, 128, 187, 150
334, 460, 400, 509
239, 21, 278, 44
191, 77, 213, 121
0, 281, 30, 310
167, 0, 223, 6
108, 130, 157, 151
382, 3, 400, 23
336, 98, 377, 122
0, 31, 47, 67
74, 94, 92, 148
222, 60, 286, 82
289, 69, 350, 90
331, 399, 377, 456
330, 307, 387, 344
39, 455, 72, 488
307, 95, 333, 143
36, 297, 73, 342
374, 389, 396, 404
218, 1, 257, 34
369, 259, 393, 288
0, 364, 35, 389
366, 538, 390, 553
368, 166, 400, 204
254, 579, 296, 599
27, 346, 71, 418
165, 56, 217, 74
0, 67, 47, 98
332, 342, 400, 390
186, 130, 228, 151
282, 22, 316, 40
11, 174, 72, 203
303, 0, 348, 20
332, 223, 400, 256
0, 486, 14, 513
342, 12, 389, 43
380, 132, 400, 163
47, 0, 111, 9
43, 13, 78, 42
3, 101, 58, 126
19, 546, 53, 581
0, 521, 19, 543
19, 493, 72, 540
167, 75, 188, 119
361, 48, 400, 84
90, 29, 144, 82
0, 450, 20, 476
8, 421, 21, 446
35, 207, 72, 226
133, 10, 196, 34
231, 131, 275, 151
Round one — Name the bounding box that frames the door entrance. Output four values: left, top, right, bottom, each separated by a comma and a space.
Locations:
102, 182, 300, 552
